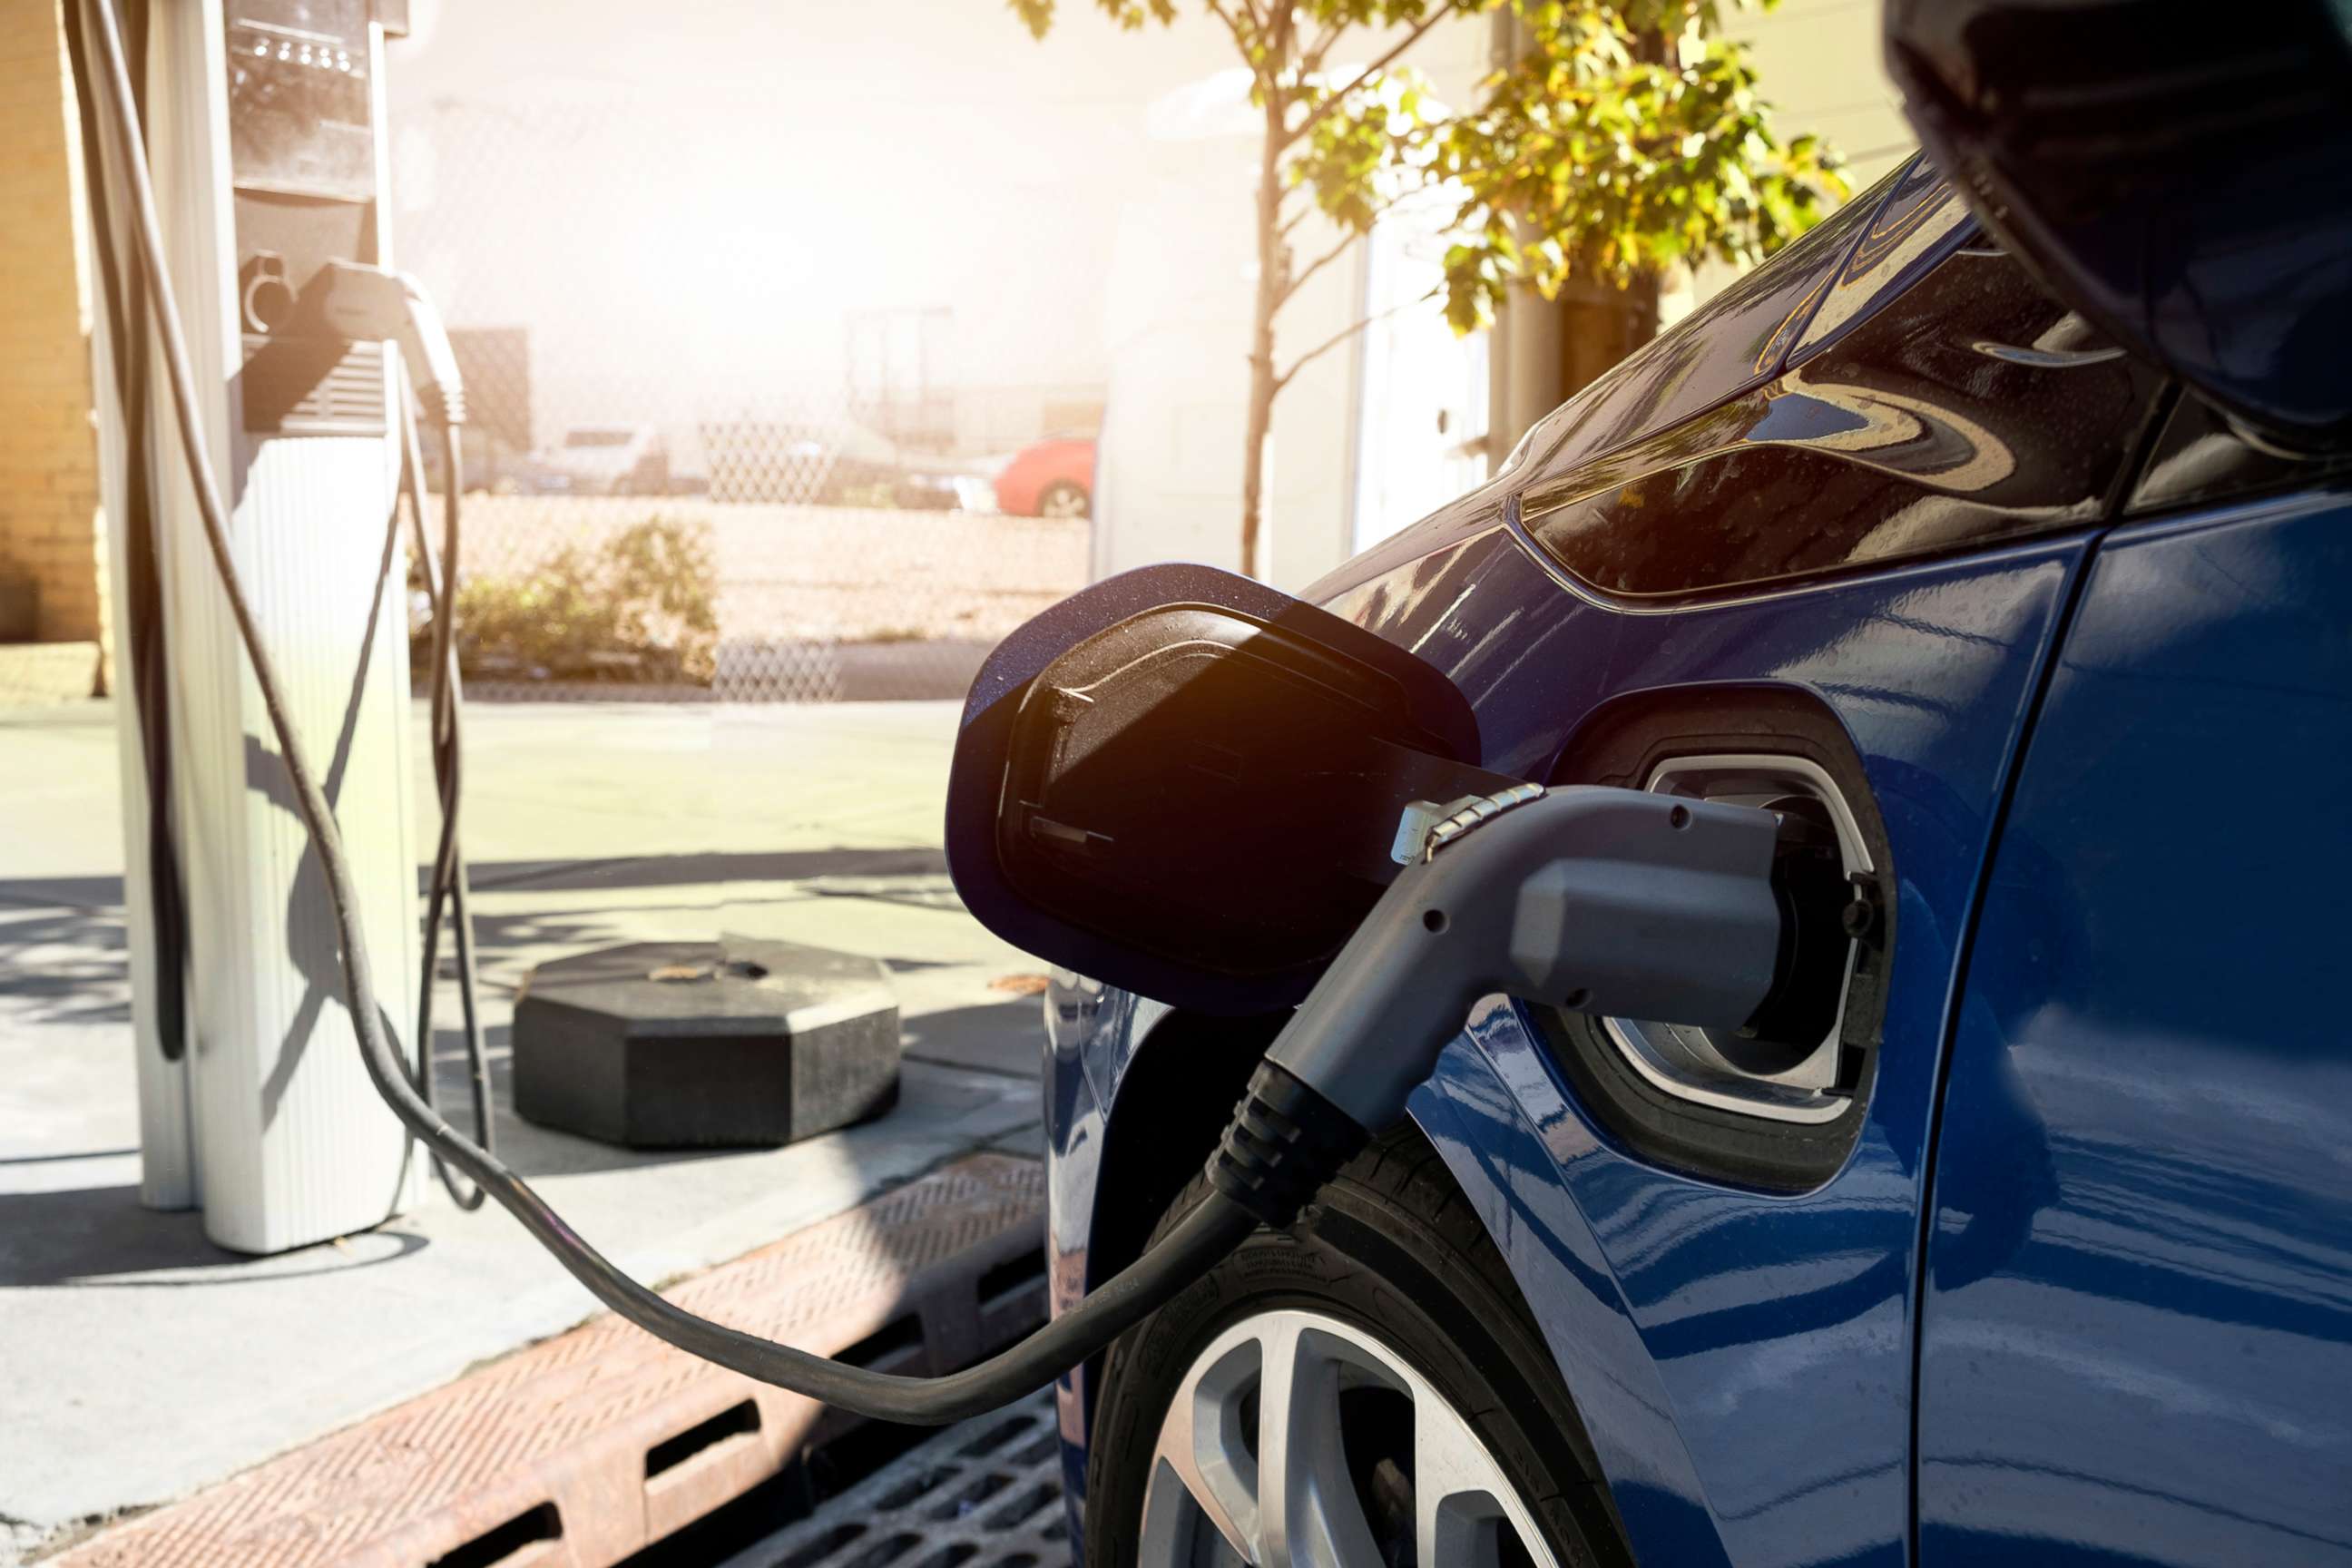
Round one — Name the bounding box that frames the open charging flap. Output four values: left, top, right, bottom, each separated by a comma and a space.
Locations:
944, 564, 1522, 1014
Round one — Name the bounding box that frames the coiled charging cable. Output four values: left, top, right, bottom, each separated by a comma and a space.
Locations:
395, 389, 492, 1210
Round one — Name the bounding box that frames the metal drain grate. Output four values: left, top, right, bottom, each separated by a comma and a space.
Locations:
721, 1392, 1070, 1568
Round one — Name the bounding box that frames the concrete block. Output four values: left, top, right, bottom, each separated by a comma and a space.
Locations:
514, 938, 900, 1148
0, 640, 99, 706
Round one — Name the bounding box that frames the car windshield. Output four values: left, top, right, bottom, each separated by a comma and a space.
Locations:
563, 430, 632, 448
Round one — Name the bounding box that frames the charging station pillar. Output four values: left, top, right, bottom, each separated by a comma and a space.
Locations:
105, 0, 423, 1250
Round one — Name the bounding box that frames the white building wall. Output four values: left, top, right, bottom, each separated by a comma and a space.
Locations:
1089, 65, 1377, 591
1093, 19, 1494, 592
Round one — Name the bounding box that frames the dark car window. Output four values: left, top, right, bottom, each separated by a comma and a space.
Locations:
1519, 243, 2169, 599
2127, 394, 2352, 516
1506, 159, 1906, 487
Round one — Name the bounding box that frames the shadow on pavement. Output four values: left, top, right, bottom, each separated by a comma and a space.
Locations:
0, 903, 127, 1026
0, 848, 1037, 1226
0, 844, 966, 1029
0, 1182, 429, 1289
464, 846, 946, 895
899, 1001, 1046, 1080
0, 874, 124, 910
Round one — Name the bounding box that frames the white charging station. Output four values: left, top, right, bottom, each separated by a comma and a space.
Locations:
94, 0, 424, 1251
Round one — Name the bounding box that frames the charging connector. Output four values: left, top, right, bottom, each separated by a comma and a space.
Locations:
309, 260, 466, 427
1212, 785, 1785, 1224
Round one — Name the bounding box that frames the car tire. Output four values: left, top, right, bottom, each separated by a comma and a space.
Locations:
1083, 1126, 1627, 1568
1038, 480, 1090, 519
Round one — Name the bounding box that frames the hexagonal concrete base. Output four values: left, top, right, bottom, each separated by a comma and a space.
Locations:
513, 938, 900, 1148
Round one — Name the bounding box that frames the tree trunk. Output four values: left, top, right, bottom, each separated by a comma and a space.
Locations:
1239, 91, 1287, 582
1541, 24, 1667, 402
1554, 267, 1661, 402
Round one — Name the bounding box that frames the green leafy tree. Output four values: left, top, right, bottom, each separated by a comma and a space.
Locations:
1008, 0, 1846, 577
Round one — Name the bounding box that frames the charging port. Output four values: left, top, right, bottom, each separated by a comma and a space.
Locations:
1600, 755, 1876, 1125
1533, 702, 1896, 1195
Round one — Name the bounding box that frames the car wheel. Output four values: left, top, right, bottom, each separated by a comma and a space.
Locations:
1038, 480, 1091, 519
1085, 1129, 1622, 1568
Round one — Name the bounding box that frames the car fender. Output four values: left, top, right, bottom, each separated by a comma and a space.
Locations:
1047, 982, 1735, 1565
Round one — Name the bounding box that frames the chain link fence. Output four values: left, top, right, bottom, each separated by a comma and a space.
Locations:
392, 96, 1096, 703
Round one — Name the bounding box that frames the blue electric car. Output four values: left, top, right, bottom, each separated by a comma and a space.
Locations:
995, 141, 2352, 1568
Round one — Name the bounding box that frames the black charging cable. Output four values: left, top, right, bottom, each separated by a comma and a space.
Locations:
289, 259, 496, 1201
58, 0, 191, 1071
396, 392, 493, 1210
74, 0, 1262, 1425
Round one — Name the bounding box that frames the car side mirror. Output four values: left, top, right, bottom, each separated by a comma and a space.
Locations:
945, 564, 1522, 1013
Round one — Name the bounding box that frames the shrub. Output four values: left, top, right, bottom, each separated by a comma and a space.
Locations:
416, 516, 719, 685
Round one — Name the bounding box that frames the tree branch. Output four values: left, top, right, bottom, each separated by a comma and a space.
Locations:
1272, 288, 1437, 396
1299, 18, 1344, 76
1281, 13, 1447, 150
1203, 0, 1257, 64
1276, 226, 1366, 307
1278, 178, 1415, 268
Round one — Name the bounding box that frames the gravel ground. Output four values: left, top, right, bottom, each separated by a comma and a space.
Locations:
454, 495, 1090, 644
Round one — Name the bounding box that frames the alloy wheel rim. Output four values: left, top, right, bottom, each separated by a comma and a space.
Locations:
1042, 485, 1088, 518
1138, 1308, 1561, 1568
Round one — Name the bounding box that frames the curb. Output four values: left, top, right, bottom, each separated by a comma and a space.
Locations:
51, 1154, 1048, 1568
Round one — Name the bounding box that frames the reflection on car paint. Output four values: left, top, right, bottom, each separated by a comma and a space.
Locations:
1918, 495, 2352, 1565
1489, 159, 1901, 494
1516, 243, 2165, 601
2129, 392, 2352, 517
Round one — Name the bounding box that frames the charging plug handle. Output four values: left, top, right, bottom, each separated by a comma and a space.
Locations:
1213, 787, 1786, 1225
310, 260, 466, 426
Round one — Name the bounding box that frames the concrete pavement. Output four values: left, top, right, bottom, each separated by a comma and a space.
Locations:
0, 698, 1052, 1565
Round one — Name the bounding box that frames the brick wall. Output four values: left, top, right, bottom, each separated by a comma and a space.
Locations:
0, 0, 108, 676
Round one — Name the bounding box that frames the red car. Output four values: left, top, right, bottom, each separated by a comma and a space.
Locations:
992, 434, 1094, 518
